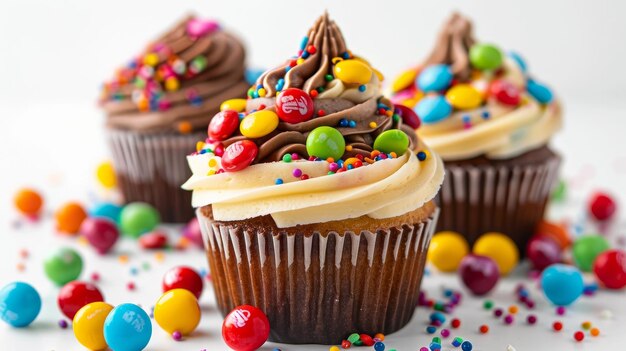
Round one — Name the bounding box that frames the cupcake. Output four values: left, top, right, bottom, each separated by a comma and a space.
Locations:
100, 15, 249, 223
182, 13, 445, 344
391, 13, 562, 251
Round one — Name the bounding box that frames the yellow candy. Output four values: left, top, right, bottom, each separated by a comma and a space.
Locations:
196, 141, 205, 152
96, 161, 117, 189
344, 157, 360, 166
333, 59, 372, 85
154, 289, 201, 335
143, 53, 159, 67
427, 231, 470, 272
445, 84, 483, 110
220, 98, 247, 112
165, 77, 180, 91
392, 69, 418, 93
473, 232, 519, 275
240, 110, 279, 138
73, 302, 114, 351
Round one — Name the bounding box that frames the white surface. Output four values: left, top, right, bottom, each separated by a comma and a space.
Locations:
0, 101, 625, 350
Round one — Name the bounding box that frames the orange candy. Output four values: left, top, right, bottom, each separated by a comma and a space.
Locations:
536, 220, 571, 249
14, 188, 43, 216
55, 202, 87, 235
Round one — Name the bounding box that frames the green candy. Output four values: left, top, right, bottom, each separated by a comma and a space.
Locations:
43, 247, 83, 286
483, 300, 494, 310
572, 234, 610, 271
552, 179, 567, 202
120, 202, 160, 239
347, 333, 360, 343
469, 43, 503, 70
373, 130, 410, 156
306, 126, 345, 160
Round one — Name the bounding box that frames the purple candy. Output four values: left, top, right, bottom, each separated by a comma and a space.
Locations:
459, 254, 500, 296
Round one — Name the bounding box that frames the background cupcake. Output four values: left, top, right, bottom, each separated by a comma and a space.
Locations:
391, 12, 562, 251
183, 13, 444, 344
100, 15, 248, 223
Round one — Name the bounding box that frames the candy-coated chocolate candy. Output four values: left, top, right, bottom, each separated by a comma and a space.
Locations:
417, 64, 453, 92
541, 264, 583, 306
163, 266, 204, 299
459, 254, 500, 295
589, 192, 617, 221
0, 282, 41, 327
73, 302, 114, 351
240, 110, 279, 138
306, 126, 345, 160
469, 44, 503, 70
473, 232, 519, 276
44, 247, 83, 286
535, 220, 571, 249
90, 202, 123, 224
222, 305, 270, 351
508, 52, 527, 73
14, 188, 43, 216
55, 202, 88, 235
154, 289, 201, 336
526, 80, 553, 104
428, 231, 470, 272
186, 18, 219, 37
139, 231, 168, 250
392, 69, 417, 93
104, 303, 152, 351
80, 217, 119, 254
209, 110, 240, 140
526, 235, 562, 271
120, 202, 160, 239
593, 249, 626, 289
276, 88, 314, 123
489, 80, 521, 106
373, 130, 410, 156
182, 218, 203, 248
393, 104, 421, 129
221, 140, 258, 172
445, 84, 483, 110
333, 59, 373, 85
220, 99, 247, 113
415, 95, 453, 124
58, 281, 104, 320
96, 161, 117, 189
572, 235, 610, 272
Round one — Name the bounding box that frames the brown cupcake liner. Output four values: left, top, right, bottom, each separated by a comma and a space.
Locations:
197, 208, 440, 344
436, 153, 561, 251
107, 128, 203, 223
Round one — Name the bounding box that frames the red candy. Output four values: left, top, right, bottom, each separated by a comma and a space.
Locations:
341, 340, 351, 348
574, 331, 585, 342
360, 334, 374, 346
222, 305, 270, 351
275, 88, 314, 123
393, 104, 421, 129
209, 110, 240, 140
589, 192, 617, 221
489, 80, 521, 106
451, 318, 461, 328
526, 235, 562, 271
593, 249, 626, 289
221, 140, 258, 172
459, 254, 500, 295
80, 217, 119, 255
163, 266, 204, 299
139, 231, 168, 249
553, 321, 563, 331
58, 281, 104, 320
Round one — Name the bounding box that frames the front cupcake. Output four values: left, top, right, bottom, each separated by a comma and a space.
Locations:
391, 13, 562, 251
183, 13, 444, 344
100, 15, 248, 222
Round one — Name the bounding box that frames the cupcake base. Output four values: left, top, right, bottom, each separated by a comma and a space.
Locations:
108, 128, 203, 223
197, 202, 439, 344
436, 146, 561, 251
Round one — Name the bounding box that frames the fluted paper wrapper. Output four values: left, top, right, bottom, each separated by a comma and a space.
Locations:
107, 129, 204, 223
437, 154, 561, 251
197, 209, 440, 344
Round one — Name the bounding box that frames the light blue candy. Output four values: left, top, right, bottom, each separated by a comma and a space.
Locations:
417, 64, 453, 92
0, 282, 42, 327
415, 95, 452, 124
541, 264, 583, 306
527, 80, 553, 104
245, 68, 265, 86
90, 202, 123, 224
508, 52, 527, 73
104, 303, 152, 351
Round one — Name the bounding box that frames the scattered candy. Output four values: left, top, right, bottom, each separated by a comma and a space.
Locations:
470, 44, 503, 70
450, 318, 461, 329
589, 192, 617, 221
590, 327, 600, 337
415, 95, 452, 124
80, 217, 120, 254
572, 234, 610, 271
306, 126, 346, 160
334, 59, 373, 85
479, 325, 489, 334
104, 303, 152, 351
96, 161, 117, 189
417, 64, 453, 92
58, 281, 104, 320
154, 289, 201, 336
459, 254, 499, 295
162, 266, 204, 299
593, 249, 626, 289
373, 130, 410, 156
209, 110, 240, 140
182, 217, 203, 248
541, 264, 584, 306
222, 305, 270, 351
240, 110, 279, 138
427, 231, 470, 272
90, 202, 123, 224
553, 321, 563, 331
139, 231, 168, 250
0, 282, 41, 327
44, 247, 83, 286
461, 340, 473, 351
13, 188, 43, 216
73, 302, 114, 351
221, 140, 259, 172
276, 88, 314, 123
120, 202, 160, 238
504, 315, 514, 325
526, 235, 562, 271
527, 315, 537, 325
473, 232, 519, 275
574, 331, 585, 342
55, 202, 88, 235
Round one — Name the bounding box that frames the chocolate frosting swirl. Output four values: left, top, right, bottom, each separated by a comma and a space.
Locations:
100, 15, 249, 133
422, 12, 476, 81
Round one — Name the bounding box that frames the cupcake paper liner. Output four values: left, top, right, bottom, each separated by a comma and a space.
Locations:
437, 153, 561, 251
197, 208, 440, 344
108, 129, 203, 223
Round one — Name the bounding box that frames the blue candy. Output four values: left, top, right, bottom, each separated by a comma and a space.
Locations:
374, 341, 386, 351
540, 264, 583, 306
415, 95, 452, 124
461, 341, 473, 351
527, 80, 554, 104
245, 68, 265, 86
508, 52, 527, 73
0, 282, 41, 327
90, 202, 123, 224
104, 303, 152, 351
417, 64, 453, 92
